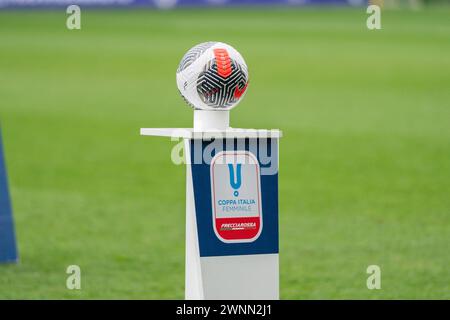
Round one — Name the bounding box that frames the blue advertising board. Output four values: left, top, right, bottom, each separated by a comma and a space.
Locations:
190, 138, 279, 257
0, 128, 18, 263
0, 0, 367, 9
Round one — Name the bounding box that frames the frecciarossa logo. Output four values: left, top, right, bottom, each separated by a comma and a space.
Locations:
210, 151, 262, 243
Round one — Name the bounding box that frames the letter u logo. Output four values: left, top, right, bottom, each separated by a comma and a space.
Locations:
228, 164, 242, 197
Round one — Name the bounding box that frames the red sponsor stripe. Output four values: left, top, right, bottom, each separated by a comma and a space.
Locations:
213, 48, 232, 78
216, 217, 261, 241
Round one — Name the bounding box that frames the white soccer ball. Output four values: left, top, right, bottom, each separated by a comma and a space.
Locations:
176, 42, 249, 111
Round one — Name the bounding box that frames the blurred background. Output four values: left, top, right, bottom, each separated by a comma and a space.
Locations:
0, 0, 449, 299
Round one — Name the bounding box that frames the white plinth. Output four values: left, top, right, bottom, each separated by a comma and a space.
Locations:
183, 139, 279, 300
200, 254, 279, 299
141, 126, 282, 300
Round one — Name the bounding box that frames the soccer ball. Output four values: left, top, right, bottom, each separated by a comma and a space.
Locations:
176, 42, 249, 111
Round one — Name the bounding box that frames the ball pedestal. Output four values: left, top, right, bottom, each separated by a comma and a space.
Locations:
193, 110, 230, 130
141, 110, 281, 299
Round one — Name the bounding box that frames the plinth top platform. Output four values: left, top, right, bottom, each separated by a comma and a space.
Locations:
140, 128, 282, 139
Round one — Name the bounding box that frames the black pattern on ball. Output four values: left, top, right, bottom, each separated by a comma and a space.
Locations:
196, 59, 248, 109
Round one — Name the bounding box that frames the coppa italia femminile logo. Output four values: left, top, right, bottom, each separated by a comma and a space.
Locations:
210, 151, 262, 243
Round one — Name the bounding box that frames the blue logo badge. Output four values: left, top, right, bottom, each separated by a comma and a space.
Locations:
228, 163, 242, 197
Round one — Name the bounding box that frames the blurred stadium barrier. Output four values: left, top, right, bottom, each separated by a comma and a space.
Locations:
0, 0, 368, 9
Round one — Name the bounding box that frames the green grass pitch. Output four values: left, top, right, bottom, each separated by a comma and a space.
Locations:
0, 7, 449, 299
